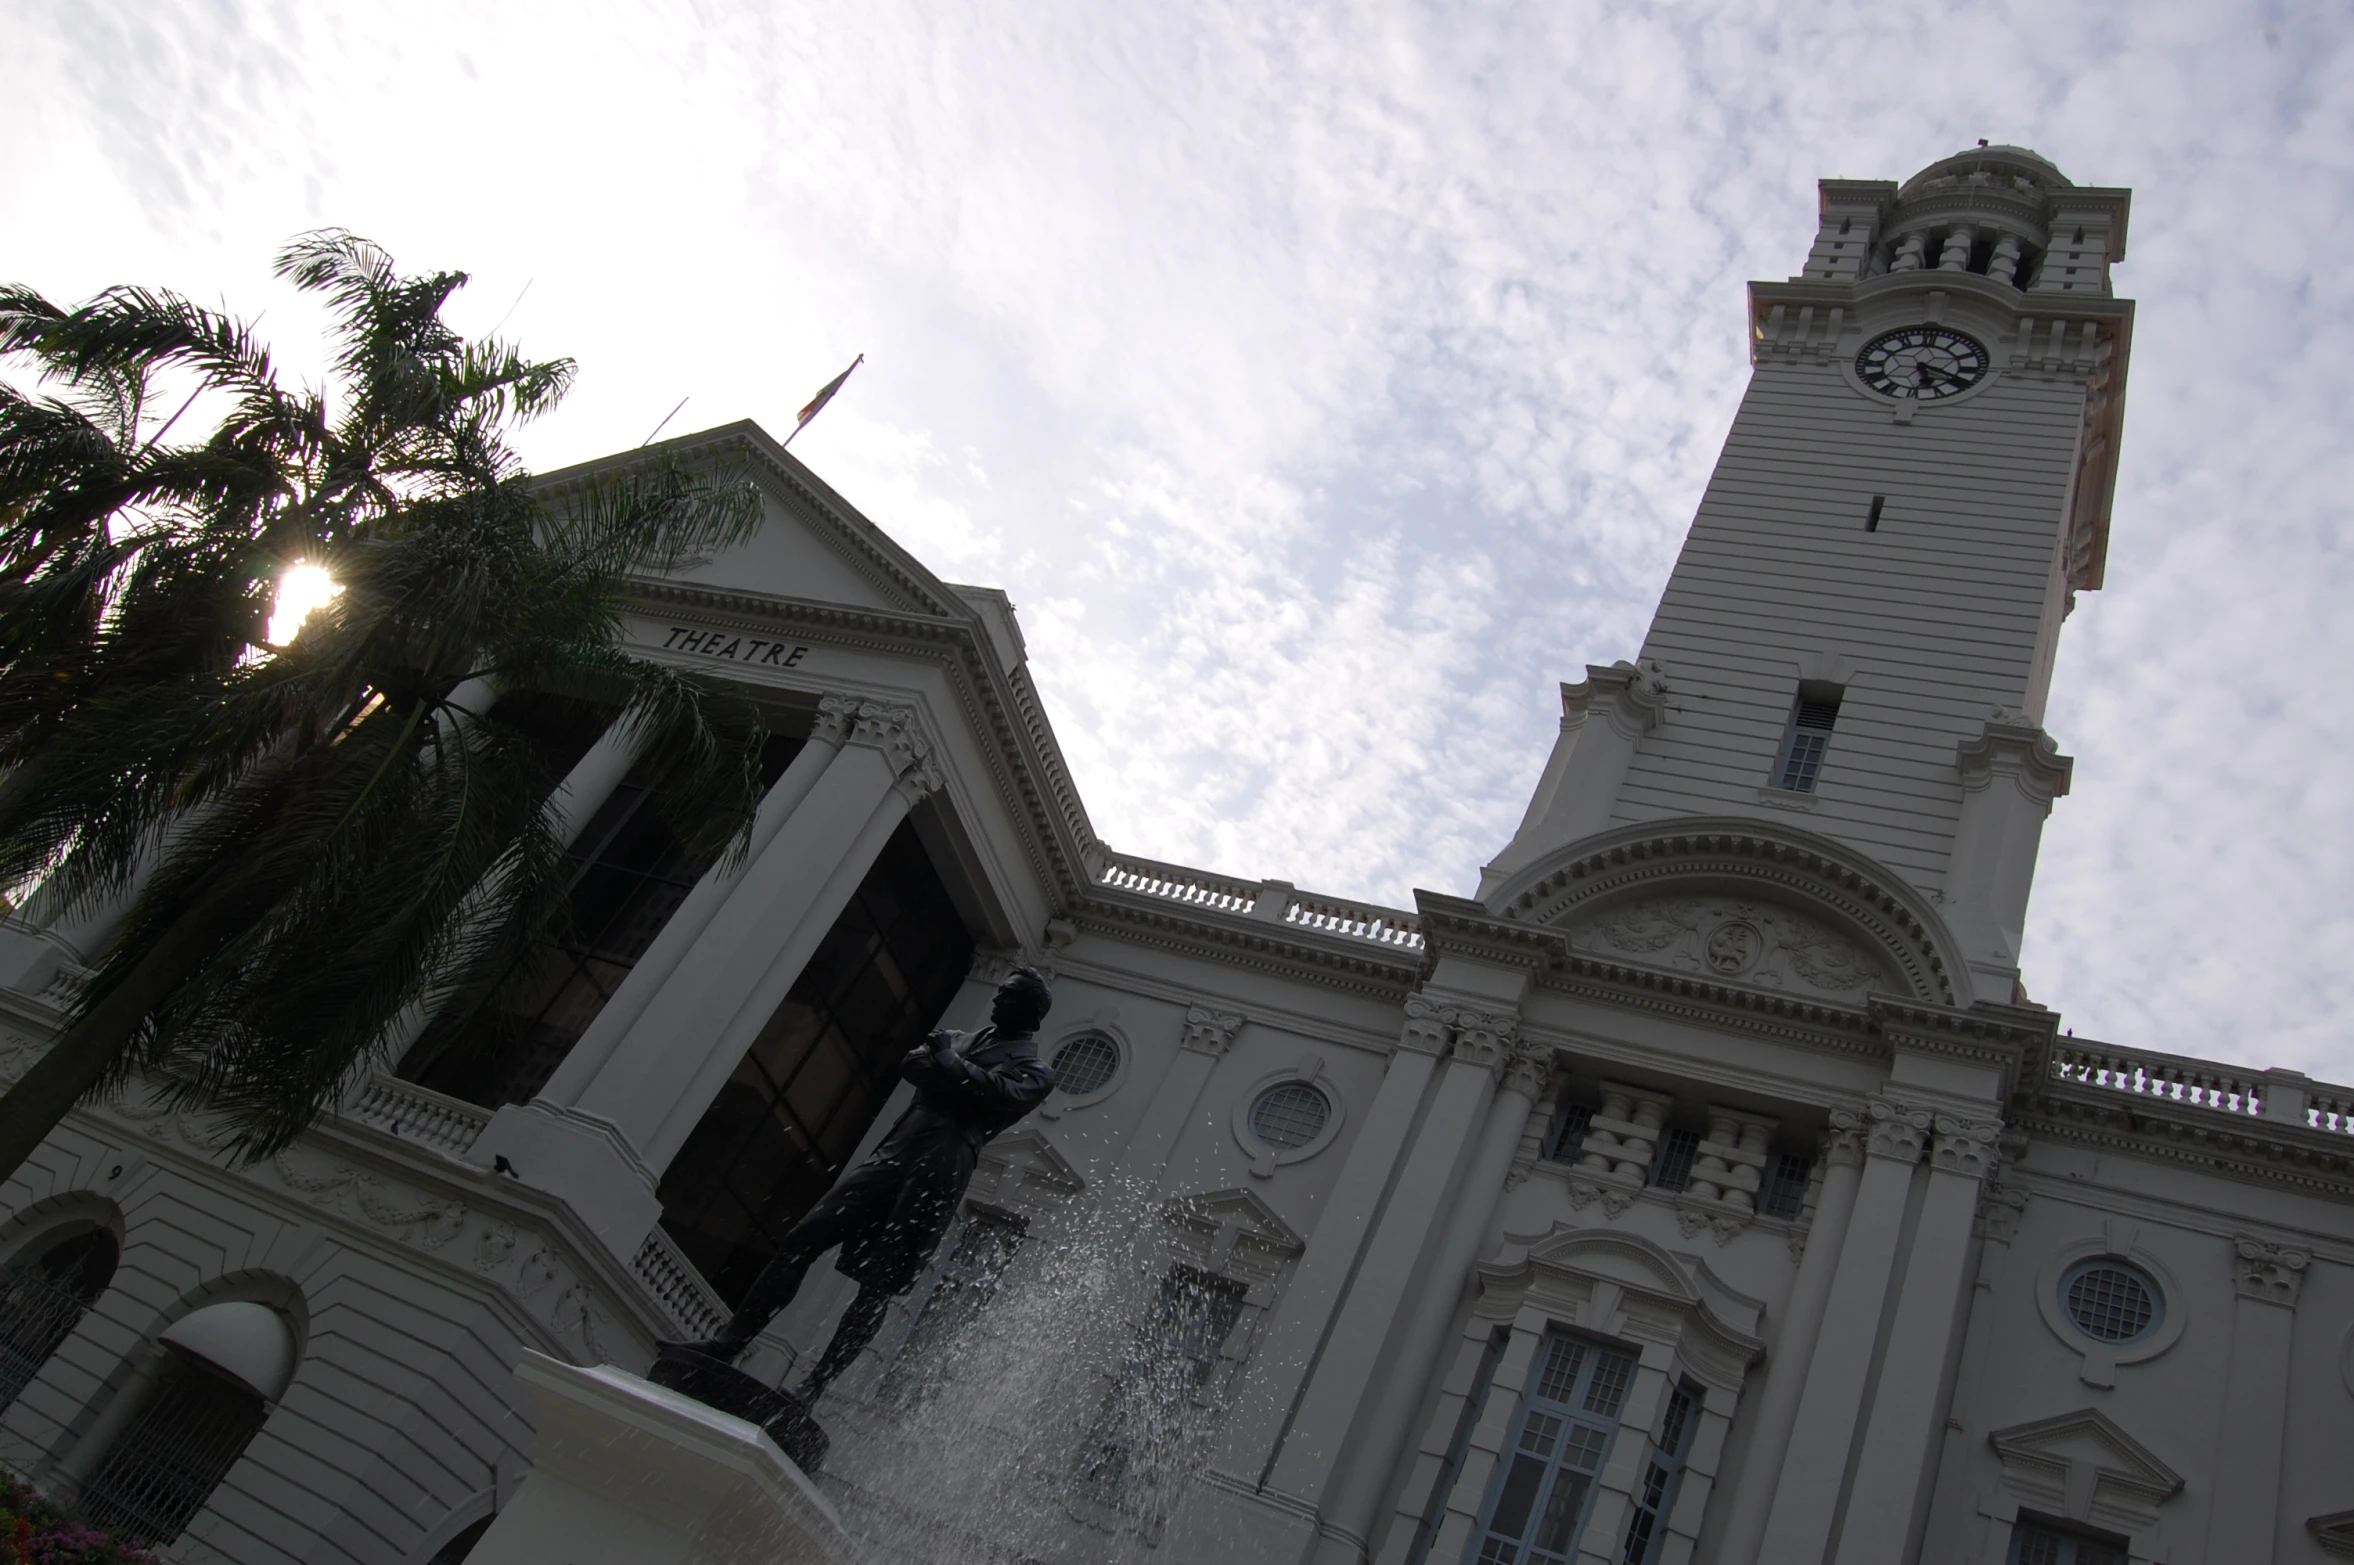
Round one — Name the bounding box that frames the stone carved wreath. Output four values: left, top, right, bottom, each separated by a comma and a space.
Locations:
1570, 895, 1896, 1001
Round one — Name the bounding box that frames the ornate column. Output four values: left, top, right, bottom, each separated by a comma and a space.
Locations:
1275, 1000, 1520, 1565
469, 695, 925, 1259
1211, 997, 1451, 1484
540, 693, 861, 1106
1831, 1111, 2003, 1564
1714, 1112, 1868, 1565
1359, 1037, 1550, 1565
1756, 1096, 1931, 1563
1113, 1005, 1244, 1189
2201, 1236, 2310, 1560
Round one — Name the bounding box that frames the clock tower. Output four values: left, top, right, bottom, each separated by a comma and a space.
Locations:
1481, 144, 2133, 1005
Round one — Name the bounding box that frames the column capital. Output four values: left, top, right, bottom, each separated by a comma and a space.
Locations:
1823, 1103, 1870, 1168
841, 698, 938, 783
1929, 1113, 2004, 1180
812, 692, 863, 746
890, 751, 946, 803
2233, 1236, 2311, 1309
1447, 1006, 1520, 1078
1398, 994, 1452, 1056
1501, 1044, 1553, 1103
1181, 1005, 1245, 1057
1863, 1096, 1933, 1164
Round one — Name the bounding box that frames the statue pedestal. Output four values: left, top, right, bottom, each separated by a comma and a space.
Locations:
468, 1351, 857, 1565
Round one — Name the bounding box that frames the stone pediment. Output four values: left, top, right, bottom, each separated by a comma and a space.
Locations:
1162, 1188, 1305, 1289
1562, 892, 1901, 1003
970, 1126, 1084, 1208
1988, 1408, 2183, 1534
1482, 819, 1966, 1004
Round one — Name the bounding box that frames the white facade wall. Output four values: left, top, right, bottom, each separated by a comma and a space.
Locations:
1, 144, 2349, 1565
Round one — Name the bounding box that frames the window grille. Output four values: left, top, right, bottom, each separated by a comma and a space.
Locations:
2060, 1261, 2160, 1344
879, 1211, 1026, 1408
1757, 1154, 1814, 1220
1470, 1333, 1638, 1565
1546, 1102, 1595, 1164
1648, 1128, 1700, 1192
1620, 1382, 1699, 1564
1773, 688, 1843, 793
1076, 1267, 1246, 1504
1249, 1082, 1330, 1150
1050, 1033, 1120, 1097
0, 1228, 117, 1413
80, 1356, 271, 1546
1405, 1331, 1507, 1565
2008, 1517, 2128, 1565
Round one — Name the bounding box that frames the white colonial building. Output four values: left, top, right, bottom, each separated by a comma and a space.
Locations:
2, 145, 2350, 1565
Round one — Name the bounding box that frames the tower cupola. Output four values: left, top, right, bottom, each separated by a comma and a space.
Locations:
1799, 146, 2130, 297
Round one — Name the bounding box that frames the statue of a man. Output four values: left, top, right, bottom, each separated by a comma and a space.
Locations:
664, 966, 1056, 1401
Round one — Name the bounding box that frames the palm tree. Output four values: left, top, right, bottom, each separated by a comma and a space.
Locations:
0, 232, 767, 1179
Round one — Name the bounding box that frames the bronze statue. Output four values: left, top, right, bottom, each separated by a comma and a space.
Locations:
655, 965, 1055, 1444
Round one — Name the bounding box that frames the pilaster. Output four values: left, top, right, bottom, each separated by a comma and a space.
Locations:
2202, 1234, 2310, 1560
1943, 713, 2072, 1003
1831, 1112, 2001, 1563
1115, 1003, 1244, 1186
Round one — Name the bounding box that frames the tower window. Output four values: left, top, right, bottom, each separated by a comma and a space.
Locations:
1864, 495, 1884, 532
1772, 686, 1843, 793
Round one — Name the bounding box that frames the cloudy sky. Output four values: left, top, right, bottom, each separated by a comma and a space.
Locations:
7, 1, 2352, 1080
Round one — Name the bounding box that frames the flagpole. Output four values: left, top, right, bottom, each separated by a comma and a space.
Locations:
781, 353, 864, 449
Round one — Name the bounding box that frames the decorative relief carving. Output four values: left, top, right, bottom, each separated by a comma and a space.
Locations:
1564, 895, 1899, 1002
1181, 1006, 1245, 1056
1866, 1098, 1933, 1164
1931, 1114, 2003, 1179
2234, 1237, 2311, 1308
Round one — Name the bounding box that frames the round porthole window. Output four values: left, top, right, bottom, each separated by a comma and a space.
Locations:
2060, 1259, 2162, 1344
1249, 1082, 1331, 1150
1050, 1033, 1120, 1097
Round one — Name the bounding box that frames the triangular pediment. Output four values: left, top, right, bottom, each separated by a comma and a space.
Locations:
1160, 1188, 1305, 1288
2310, 1510, 2354, 1560
1990, 1408, 2184, 1531
547, 419, 966, 621
971, 1125, 1084, 1201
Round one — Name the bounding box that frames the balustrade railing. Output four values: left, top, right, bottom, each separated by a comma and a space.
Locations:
1097, 853, 1423, 951
1098, 855, 1258, 914
2048, 1042, 2354, 1138
1283, 892, 1425, 949
632, 1229, 730, 1339
343, 1077, 491, 1159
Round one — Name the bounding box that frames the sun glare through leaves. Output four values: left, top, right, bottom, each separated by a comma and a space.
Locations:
266, 563, 341, 647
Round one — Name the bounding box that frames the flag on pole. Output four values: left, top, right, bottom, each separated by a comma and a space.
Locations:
784, 354, 864, 446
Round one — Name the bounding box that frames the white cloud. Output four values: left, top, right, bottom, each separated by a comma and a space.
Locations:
8, 0, 2354, 1078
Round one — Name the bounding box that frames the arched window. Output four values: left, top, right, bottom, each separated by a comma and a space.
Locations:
80, 1301, 294, 1547
0, 1226, 118, 1412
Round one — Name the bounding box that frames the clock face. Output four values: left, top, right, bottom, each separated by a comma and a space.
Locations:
1854, 327, 1990, 401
